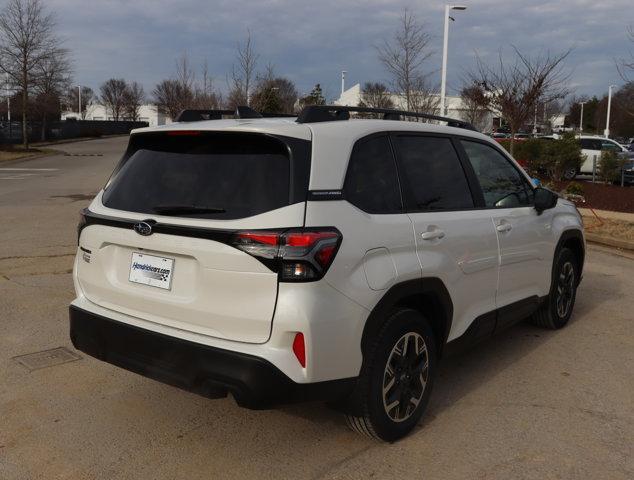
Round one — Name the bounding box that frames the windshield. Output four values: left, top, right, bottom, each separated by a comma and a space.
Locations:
102, 132, 299, 220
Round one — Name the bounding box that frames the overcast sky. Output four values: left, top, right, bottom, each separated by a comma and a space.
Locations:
48, 0, 633, 101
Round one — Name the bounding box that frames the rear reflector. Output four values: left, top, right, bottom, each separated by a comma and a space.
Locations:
292, 333, 306, 368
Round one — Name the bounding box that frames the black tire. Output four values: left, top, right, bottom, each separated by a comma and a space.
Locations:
562, 168, 577, 180
531, 247, 579, 329
345, 308, 437, 442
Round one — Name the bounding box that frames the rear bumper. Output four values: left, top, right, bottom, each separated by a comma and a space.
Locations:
69, 305, 355, 409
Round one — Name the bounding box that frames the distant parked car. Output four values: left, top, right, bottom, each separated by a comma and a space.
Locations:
491, 132, 509, 139
513, 133, 531, 140
578, 136, 634, 183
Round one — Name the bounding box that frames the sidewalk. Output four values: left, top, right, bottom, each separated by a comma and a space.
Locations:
578, 208, 634, 223
579, 208, 634, 251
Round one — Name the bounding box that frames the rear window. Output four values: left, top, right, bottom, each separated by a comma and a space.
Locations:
103, 132, 308, 220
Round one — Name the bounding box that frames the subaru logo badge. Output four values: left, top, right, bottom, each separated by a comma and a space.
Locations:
133, 222, 153, 236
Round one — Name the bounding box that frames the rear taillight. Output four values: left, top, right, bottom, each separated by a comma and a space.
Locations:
232, 228, 342, 282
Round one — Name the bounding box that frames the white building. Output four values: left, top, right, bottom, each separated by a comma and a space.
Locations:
62, 104, 169, 127
334, 83, 496, 131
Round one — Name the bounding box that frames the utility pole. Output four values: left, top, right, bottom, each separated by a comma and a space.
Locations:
341, 70, 346, 96
78, 85, 82, 119
440, 5, 467, 117
579, 101, 586, 134
604, 85, 616, 138
6, 72, 10, 140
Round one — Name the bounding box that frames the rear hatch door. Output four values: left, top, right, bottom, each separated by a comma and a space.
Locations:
76, 130, 311, 344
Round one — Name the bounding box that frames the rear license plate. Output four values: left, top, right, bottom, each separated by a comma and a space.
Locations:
129, 252, 174, 290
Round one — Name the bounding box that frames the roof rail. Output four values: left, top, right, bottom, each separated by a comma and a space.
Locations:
175, 106, 297, 122
295, 105, 477, 131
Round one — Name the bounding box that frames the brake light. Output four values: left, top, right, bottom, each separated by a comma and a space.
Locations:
166, 130, 201, 136
292, 333, 306, 368
232, 228, 342, 282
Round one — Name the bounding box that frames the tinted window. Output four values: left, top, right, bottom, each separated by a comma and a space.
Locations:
103, 133, 294, 219
393, 136, 473, 211
601, 141, 622, 152
580, 139, 602, 150
344, 136, 402, 214
461, 140, 533, 208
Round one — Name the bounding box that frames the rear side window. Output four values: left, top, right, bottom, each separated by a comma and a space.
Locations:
103, 133, 307, 220
392, 135, 474, 211
344, 135, 402, 214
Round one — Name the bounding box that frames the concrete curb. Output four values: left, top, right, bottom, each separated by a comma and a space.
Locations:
34, 134, 128, 148
0, 149, 60, 165
585, 233, 634, 252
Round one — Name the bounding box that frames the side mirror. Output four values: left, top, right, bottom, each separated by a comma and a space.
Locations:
534, 187, 558, 214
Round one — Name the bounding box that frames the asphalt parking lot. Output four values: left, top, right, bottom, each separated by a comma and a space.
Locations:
0, 136, 633, 480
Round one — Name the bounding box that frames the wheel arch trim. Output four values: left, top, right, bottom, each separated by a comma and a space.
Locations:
360, 278, 453, 359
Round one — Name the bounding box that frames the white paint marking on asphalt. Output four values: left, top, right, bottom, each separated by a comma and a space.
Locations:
0, 168, 59, 171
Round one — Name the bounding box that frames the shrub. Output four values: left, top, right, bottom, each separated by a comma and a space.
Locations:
598, 150, 627, 183
497, 134, 581, 181
565, 181, 584, 196
539, 133, 583, 181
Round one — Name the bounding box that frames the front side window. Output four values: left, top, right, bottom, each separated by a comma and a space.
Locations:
393, 135, 474, 211
461, 140, 534, 208
344, 135, 402, 214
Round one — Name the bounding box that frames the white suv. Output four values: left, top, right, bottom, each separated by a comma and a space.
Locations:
70, 106, 585, 441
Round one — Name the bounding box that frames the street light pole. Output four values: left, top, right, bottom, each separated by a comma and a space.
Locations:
5, 72, 10, 140
341, 70, 346, 96
440, 5, 467, 117
604, 85, 616, 138
579, 101, 586, 134
77, 85, 81, 119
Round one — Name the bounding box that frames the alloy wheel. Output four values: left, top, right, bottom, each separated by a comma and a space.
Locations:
556, 261, 575, 318
382, 332, 429, 423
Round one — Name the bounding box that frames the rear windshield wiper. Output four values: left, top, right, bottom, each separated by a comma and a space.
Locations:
152, 204, 226, 215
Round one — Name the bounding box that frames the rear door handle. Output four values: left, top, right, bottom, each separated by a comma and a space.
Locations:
421, 229, 446, 241
496, 222, 512, 233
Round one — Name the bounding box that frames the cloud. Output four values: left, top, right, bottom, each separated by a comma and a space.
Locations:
46, 0, 632, 101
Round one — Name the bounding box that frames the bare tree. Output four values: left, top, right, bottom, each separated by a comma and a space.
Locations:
100, 78, 127, 121
467, 47, 571, 154
0, 0, 62, 148
617, 25, 634, 81
32, 46, 71, 140
175, 53, 195, 92
376, 8, 434, 111
191, 59, 221, 109
154, 56, 222, 118
230, 30, 259, 106
359, 82, 395, 109
460, 82, 489, 130
407, 76, 439, 114
122, 81, 145, 121
65, 86, 94, 119
153, 79, 186, 120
